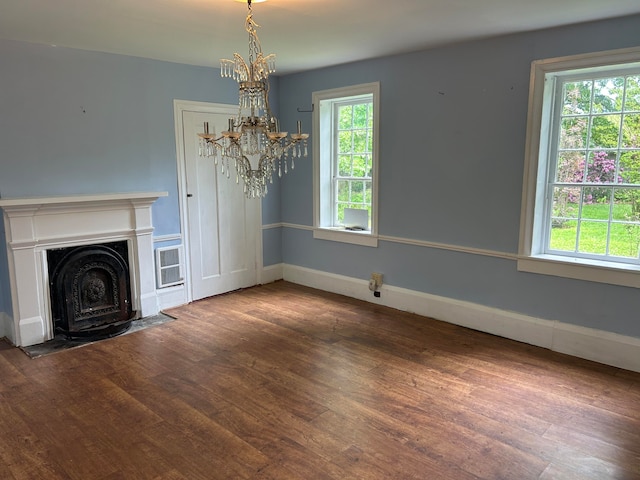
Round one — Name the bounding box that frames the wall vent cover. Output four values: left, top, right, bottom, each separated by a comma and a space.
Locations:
155, 245, 184, 288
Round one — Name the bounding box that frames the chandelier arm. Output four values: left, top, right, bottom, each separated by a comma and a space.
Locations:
197, 134, 226, 144
234, 54, 250, 82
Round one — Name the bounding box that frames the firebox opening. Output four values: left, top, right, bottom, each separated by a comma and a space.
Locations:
47, 241, 134, 339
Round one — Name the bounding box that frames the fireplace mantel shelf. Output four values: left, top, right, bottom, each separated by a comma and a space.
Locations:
0, 191, 167, 208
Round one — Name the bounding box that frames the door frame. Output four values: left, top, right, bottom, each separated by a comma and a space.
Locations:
173, 99, 264, 303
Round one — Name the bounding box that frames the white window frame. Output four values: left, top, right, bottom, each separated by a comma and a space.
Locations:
312, 82, 380, 247
519, 46, 640, 288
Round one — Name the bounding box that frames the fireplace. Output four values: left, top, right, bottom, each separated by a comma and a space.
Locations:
0, 192, 167, 346
48, 241, 133, 337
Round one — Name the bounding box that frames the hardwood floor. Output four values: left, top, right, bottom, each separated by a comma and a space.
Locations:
1, 281, 639, 479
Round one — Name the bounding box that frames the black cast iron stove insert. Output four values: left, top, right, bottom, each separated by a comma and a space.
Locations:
47, 241, 133, 339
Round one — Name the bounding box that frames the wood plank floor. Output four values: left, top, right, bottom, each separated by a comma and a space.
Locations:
1, 281, 639, 479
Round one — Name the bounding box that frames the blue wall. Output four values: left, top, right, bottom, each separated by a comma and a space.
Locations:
0, 39, 244, 234
277, 14, 640, 339
0, 38, 282, 316
2, 14, 640, 340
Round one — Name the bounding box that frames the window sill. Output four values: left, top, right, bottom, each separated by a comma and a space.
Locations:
517, 254, 640, 288
313, 227, 378, 247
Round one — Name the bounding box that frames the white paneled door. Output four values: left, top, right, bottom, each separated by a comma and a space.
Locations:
181, 108, 259, 301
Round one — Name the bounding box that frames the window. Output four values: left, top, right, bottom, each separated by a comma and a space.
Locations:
519, 47, 640, 287
313, 82, 380, 247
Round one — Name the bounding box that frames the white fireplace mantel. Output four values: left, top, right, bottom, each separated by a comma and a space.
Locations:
0, 191, 167, 346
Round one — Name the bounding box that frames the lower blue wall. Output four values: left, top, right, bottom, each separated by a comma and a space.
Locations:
277, 14, 640, 340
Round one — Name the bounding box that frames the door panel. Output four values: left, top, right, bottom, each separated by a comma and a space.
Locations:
183, 110, 258, 301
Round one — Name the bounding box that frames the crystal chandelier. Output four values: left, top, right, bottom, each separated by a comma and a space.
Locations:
198, 0, 309, 198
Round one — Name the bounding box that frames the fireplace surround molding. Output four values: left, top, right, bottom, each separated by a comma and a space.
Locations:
0, 192, 167, 346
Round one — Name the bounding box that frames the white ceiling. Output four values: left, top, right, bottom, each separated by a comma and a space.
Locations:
2, 0, 640, 74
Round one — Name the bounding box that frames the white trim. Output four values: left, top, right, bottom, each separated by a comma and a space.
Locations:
281, 221, 515, 260
156, 284, 188, 310
260, 263, 284, 284
154, 265, 268, 307
0, 311, 9, 341
314, 227, 378, 247
278, 221, 637, 285
518, 46, 640, 288
526, 46, 640, 74
9, 229, 154, 251
552, 322, 640, 373
153, 233, 182, 244
0, 192, 168, 208
1, 193, 164, 346
379, 234, 517, 261
255, 216, 265, 286
283, 264, 640, 373
173, 99, 264, 303
313, 82, 380, 242
262, 223, 283, 230
518, 255, 640, 288
281, 222, 313, 231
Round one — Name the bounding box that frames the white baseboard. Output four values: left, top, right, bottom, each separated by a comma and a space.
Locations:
155, 264, 283, 313
156, 284, 188, 311
260, 263, 284, 285
283, 264, 640, 373
0, 311, 9, 341
552, 323, 640, 374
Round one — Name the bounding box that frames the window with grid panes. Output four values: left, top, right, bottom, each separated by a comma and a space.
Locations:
549, 72, 640, 261
519, 48, 640, 287
313, 83, 379, 247
335, 100, 373, 226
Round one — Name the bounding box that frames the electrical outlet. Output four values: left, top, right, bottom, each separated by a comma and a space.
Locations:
370, 273, 383, 295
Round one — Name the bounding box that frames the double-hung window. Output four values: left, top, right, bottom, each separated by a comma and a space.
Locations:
519, 47, 640, 287
312, 82, 380, 247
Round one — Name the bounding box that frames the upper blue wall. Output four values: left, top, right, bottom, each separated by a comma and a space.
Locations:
0, 39, 243, 235
277, 14, 640, 339
0, 38, 283, 316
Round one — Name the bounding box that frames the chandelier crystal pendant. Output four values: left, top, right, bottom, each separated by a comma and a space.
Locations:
198, 0, 309, 198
